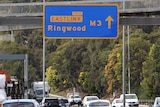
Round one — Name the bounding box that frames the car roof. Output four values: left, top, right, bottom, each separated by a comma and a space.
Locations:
125, 93, 137, 95
59, 98, 68, 100
43, 97, 58, 99
99, 99, 110, 103
155, 97, 160, 99
2, 99, 38, 104
112, 98, 122, 104
86, 99, 110, 104
84, 96, 99, 98
86, 99, 111, 106
83, 96, 99, 100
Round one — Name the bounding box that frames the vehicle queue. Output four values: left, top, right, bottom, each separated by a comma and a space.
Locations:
1, 93, 159, 107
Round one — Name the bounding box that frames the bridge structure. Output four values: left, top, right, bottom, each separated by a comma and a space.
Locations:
0, 0, 160, 31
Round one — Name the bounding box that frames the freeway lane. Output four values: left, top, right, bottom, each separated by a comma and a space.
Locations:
46, 94, 152, 107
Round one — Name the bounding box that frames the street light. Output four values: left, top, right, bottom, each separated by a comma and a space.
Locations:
128, 26, 130, 94
43, 0, 46, 99
122, 0, 126, 107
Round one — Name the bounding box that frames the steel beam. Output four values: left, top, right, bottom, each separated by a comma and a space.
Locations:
0, 17, 160, 31
0, 17, 41, 25
1, 16, 160, 26
120, 17, 160, 25
0, 54, 26, 60
0, 25, 41, 31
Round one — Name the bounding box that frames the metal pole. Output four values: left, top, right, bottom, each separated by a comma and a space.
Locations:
24, 54, 28, 98
122, 0, 126, 107
122, 26, 126, 107
128, 25, 130, 94
43, 0, 46, 99
43, 37, 45, 98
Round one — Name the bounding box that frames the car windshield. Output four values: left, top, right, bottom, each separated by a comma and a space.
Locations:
71, 95, 80, 98
36, 89, 43, 95
87, 97, 99, 101
125, 95, 137, 99
116, 99, 122, 103
3, 102, 34, 107
62, 99, 68, 103
156, 99, 160, 105
44, 99, 59, 106
89, 102, 109, 107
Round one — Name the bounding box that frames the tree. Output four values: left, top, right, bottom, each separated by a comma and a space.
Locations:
127, 34, 151, 94
46, 66, 61, 91
104, 44, 122, 95
141, 44, 160, 99
78, 71, 88, 92
0, 40, 43, 84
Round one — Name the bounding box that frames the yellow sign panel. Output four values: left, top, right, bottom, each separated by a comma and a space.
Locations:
50, 11, 83, 22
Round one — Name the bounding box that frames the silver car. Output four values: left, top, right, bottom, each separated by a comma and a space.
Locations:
2, 99, 40, 107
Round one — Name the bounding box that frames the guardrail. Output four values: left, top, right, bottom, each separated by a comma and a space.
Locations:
139, 99, 154, 107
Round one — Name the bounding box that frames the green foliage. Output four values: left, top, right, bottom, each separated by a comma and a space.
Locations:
46, 66, 59, 91
0, 36, 43, 85
104, 44, 122, 94
141, 43, 160, 99
127, 33, 151, 93
78, 71, 88, 91
1, 24, 160, 99
46, 40, 111, 96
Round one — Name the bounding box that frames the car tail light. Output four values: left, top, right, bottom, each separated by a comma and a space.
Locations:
58, 101, 62, 106
42, 101, 47, 105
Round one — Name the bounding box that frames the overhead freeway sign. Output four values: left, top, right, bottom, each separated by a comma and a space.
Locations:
43, 4, 119, 39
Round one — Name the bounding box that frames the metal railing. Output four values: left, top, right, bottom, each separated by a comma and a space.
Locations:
0, 0, 160, 17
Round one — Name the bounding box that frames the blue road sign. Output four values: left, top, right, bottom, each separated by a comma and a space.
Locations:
43, 4, 119, 39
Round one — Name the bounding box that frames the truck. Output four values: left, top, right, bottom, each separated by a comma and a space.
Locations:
67, 92, 82, 106
0, 70, 25, 106
0, 70, 24, 99
0, 74, 7, 106
29, 81, 50, 102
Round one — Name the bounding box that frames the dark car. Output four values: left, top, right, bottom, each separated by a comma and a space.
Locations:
41, 97, 67, 107
59, 98, 69, 107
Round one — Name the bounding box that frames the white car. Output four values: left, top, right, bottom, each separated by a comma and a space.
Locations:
120, 93, 139, 107
85, 99, 111, 107
112, 98, 123, 107
67, 94, 82, 106
153, 97, 160, 107
2, 99, 40, 107
82, 95, 99, 106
